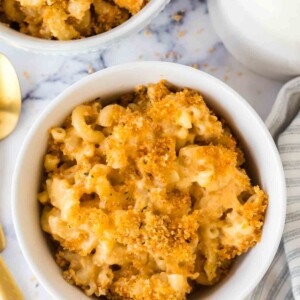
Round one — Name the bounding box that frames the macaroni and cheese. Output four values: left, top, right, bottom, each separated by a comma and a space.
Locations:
0, 0, 148, 40
39, 81, 268, 299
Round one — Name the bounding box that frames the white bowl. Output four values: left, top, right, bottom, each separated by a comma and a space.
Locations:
12, 62, 286, 300
207, 0, 300, 80
0, 0, 169, 54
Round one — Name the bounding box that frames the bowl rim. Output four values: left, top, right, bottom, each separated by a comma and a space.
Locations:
12, 61, 286, 300
0, 0, 169, 53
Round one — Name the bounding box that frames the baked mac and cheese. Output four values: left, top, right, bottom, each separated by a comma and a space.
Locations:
0, 0, 148, 40
39, 81, 268, 299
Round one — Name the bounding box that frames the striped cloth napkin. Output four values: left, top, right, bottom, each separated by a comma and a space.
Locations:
248, 77, 300, 300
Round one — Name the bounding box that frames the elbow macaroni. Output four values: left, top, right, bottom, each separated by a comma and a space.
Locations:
72, 105, 105, 144
38, 81, 268, 299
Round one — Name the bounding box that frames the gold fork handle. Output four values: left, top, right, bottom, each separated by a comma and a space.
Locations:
0, 255, 24, 300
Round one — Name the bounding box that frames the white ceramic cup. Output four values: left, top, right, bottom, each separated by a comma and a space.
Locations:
0, 0, 169, 54
12, 62, 286, 300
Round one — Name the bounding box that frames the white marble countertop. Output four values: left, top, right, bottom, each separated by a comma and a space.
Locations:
0, 0, 285, 299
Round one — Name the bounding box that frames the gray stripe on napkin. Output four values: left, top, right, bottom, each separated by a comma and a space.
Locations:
248, 77, 300, 300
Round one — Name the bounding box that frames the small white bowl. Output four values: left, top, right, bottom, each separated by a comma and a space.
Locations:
12, 62, 286, 300
207, 0, 300, 80
0, 0, 169, 54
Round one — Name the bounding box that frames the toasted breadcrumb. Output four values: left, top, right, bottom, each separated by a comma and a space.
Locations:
172, 14, 182, 22
178, 31, 186, 37
87, 64, 94, 74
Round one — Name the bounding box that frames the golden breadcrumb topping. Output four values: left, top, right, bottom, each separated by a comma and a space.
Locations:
39, 80, 268, 299
0, 0, 148, 40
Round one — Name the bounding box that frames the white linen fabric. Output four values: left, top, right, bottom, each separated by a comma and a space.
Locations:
249, 77, 300, 300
